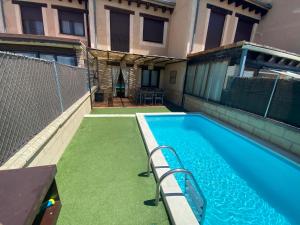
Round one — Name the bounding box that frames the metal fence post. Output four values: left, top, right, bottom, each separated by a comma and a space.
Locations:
52, 61, 64, 113
86, 49, 93, 110
264, 72, 280, 118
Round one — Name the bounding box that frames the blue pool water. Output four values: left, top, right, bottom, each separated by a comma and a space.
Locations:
145, 114, 300, 225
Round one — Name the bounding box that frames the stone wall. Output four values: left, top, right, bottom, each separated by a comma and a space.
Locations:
183, 94, 300, 157
97, 61, 140, 100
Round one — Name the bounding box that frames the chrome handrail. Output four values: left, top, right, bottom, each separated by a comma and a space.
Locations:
147, 145, 184, 177
155, 168, 207, 224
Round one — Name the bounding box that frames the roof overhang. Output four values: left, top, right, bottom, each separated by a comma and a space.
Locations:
88, 48, 186, 67
187, 41, 300, 73
219, 0, 271, 16
0, 33, 83, 49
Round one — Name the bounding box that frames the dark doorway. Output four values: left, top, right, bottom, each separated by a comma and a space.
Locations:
116, 73, 125, 98
110, 11, 130, 52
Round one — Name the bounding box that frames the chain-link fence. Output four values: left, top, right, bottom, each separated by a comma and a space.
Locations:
0, 52, 89, 165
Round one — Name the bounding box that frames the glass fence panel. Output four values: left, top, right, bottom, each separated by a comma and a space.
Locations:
193, 63, 209, 97
185, 64, 197, 94
207, 60, 229, 102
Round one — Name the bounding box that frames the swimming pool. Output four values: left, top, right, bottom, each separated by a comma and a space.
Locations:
144, 114, 300, 225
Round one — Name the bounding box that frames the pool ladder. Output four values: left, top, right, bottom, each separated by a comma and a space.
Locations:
147, 145, 207, 224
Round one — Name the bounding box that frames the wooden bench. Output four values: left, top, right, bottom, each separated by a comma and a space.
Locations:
0, 165, 61, 225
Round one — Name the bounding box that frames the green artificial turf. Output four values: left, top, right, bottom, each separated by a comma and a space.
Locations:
91, 106, 171, 114
56, 118, 170, 225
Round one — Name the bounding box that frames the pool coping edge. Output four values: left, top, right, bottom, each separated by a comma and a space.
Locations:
136, 112, 200, 225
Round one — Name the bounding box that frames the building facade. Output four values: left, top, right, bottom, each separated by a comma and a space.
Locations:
0, 0, 299, 104
254, 0, 300, 54
0, 0, 89, 66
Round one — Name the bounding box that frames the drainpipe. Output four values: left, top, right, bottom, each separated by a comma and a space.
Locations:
189, 0, 200, 53
93, 0, 97, 48
0, 0, 6, 32
84, 0, 91, 47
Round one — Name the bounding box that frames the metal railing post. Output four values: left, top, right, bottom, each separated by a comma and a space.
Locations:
86, 49, 93, 110
264, 72, 280, 118
52, 61, 64, 113
147, 145, 184, 177
154, 168, 207, 224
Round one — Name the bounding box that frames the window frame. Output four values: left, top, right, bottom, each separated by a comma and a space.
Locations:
140, 13, 168, 46
204, 4, 232, 50
14, 51, 77, 66
141, 69, 160, 88
234, 14, 259, 42
20, 5, 45, 35
57, 9, 85, 37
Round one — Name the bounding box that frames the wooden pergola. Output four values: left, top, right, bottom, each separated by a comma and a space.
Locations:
88, 48, 186, 67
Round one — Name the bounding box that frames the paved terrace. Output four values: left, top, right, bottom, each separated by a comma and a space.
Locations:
55, 107, 176, 224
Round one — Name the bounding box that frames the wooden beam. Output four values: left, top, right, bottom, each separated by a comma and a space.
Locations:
288, 60, 296, 66
278, 58, 287, 65
133, 55, 144, 63
235, 1, 242, 7
268, 56, 277, 63
143, 57, 161, 64
248, 6, 255, 12
139, 13, 169, 22
242, 3, 248, 9
248, 59, 300, 72
153, 58, 172, 65
228, 0, 234, 5
104, 5, 135, 15
256, 54, 265, 61
120, 53, 128, 62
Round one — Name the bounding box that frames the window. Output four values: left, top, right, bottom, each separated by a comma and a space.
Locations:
204, 60, 229, 101
58, 10, 85, 36
110, 11, 130, 52
184, 60, 229, 102
141, 69, 160, 87
20, 6, 44, 35
193, 63, 209, 96
205, 11, 226, 50
185, 65, 197, 94
14, 52, 76, 66
57, 55, 76, 66
40, 53, 55, 61
16, 52, 38, 58
143, 17, 164, 43
234, 14, 257, 42
205, 5, 232, 50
